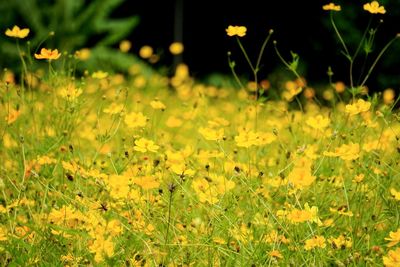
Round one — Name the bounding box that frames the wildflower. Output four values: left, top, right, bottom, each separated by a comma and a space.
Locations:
352, 174, 365, 183
119, 40, 131, 52
287, 209, 312, 224
287, 167, 316, 190
150, 100, 166, 110
103, 103, 124, 115
257, 131, 277, 145
304, 235, 326, 250
323, 142, 360, 161
322, 3, 341, 11
106, 174, 131, 199
234, 130, 258, 147
229, 223, 253, 244
282, 80, 302, 101
34, 48, 61, 60
5, 25, 30, 38
384, 247, 400, 267
329, 206, 353, 217
5, 108, 21, 124
89, 236, 114, 263
304, 203, 323, 225
134, 138, 159, 153
92, 71, 108, 79
192, 177, 219, 204
75, 48, 91, 61
269, 250, 283, 259
139, 45, 153, 59
385, 228, 400, 247
306, 115, 331, 131
383, 88, 395, 105
0, 226, 7, 241
199, 127, 224, 141
58, 85, 83, 101
345, 99, 371, 116
165, 116, 183, 128
363, 1, 386, 14
124, 112, 147, 129
133, 176, 160, 190
226, 25, 247, 37
390, 188, 400, 201
334, 81, 346, 93
328, 235, 352, 249
169, 42, 184, 55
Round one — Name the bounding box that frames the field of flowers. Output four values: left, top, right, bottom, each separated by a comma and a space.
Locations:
1, 1, 400, 266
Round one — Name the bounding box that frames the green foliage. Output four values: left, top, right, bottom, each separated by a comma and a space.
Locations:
0, 0, 149, 75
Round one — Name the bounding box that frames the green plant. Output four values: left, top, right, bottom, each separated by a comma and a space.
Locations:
0, 0, 150, 75
323, 1, 399, 98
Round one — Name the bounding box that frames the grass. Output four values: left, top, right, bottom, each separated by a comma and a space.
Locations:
1, 2, 400, 266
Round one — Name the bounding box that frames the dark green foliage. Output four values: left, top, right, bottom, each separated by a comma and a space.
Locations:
0, 0, 151, 75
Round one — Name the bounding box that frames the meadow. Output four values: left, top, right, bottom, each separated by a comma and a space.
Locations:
1, 1, 400, 266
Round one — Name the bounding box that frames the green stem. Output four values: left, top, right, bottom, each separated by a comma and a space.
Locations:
349, 16, 372, 90
227, 52, 246, 90
330, 12, 350, 58
236, 37, 255, 73
255, 29, 274, 72
360, 35, 399, 87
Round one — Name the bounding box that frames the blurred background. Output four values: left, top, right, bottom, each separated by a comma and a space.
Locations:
1, 0, 399, 92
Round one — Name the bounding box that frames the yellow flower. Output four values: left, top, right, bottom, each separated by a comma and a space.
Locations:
328, 235, 352, 249
103, 103, 124, 115
5, 25, 30, 38
34, 48, 61, 60
226, 25, 247, 37
150, 100, 166, 110
383, 88, 395, 105
192, 178, 219, 204
269, 250, 283, 259
345, 99, 371, 116
89, 236, 114, 263
282, 80, 302, 101
169, 42, 184, 55
287, 167, 316, 190
165, 116, 183, 128
119, 40, 131, 53
139, 45, 153, 59
363, 1, 386, 14
124, 112, 147, 129
134, 138, 159, 153
75, 48, 91, 61
0, 226, 7, 241
234, 130, 258, 147
199, 127, 224, 141
306, 115, 331, 130
304, 235, 326, 250
390, 188, 400, 201
385, 229, 400, 247
322, 3, 341, 11
133, 176, 160, 190
323, 143, 360, 161
5, 108, 21, 124
92, 71, 108, 79
383, 247, 400, 267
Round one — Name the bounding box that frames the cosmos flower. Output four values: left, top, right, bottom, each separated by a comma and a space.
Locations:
5, 25, 30, 38
34, 48, 61, 60
226, 25, 247, 37
363, 1, 386, 14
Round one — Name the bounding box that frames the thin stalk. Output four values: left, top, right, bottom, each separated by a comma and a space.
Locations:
360, 35, 399, 87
